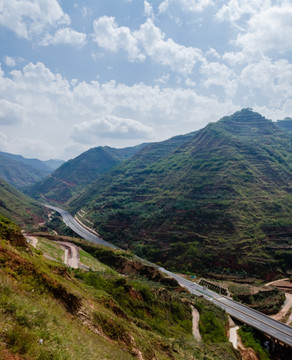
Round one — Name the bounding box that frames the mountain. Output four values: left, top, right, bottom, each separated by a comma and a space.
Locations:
0, 150, 63, 172
0, 153, 52, 189
0, 177, 45, 227
276, 117, 292, 133
0, 214, 240, 360
26, 144, 146, 203
68, 109, 292, 278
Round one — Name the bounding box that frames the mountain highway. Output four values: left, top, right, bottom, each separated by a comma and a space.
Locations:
44, 204, 292, 348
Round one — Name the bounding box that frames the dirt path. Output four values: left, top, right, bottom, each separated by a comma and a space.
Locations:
229, 326, 239, 349
191, 306, 201, 342
55, 241, 79, 269
25, 235, 38, 248
270, 293, 292, 324
265, 278, 289, 286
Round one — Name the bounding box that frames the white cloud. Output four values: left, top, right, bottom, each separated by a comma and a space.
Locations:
72, 115, 153, 144
137, 19, 202, 75
235, 4, 292, 53
200, 61, 238, 97
0, 0, 70, 40
240, 58, 292, 107
92, 16, 145, 61
4, 56, 16, 67
0, 99, 24, 125
159, 0, 214, 14
40, 28, 87, 47
92, 16, 202, 74
144, 1, 154, 18
216, 0, 271, 23
0, 61, 238, 159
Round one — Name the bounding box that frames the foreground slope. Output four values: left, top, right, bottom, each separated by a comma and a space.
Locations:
26, 145, 145, 204
69, 109, 292, 278
0, 215, 240, 360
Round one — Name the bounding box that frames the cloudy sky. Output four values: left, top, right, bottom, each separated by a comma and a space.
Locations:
0, 0, 291, 160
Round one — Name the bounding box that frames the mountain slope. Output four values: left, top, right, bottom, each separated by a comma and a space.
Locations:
0, 215, 239, 360
0, 154, 51, 189
69, 109, 292, 278
0, 178, 45, 227
26, 144, 145, 204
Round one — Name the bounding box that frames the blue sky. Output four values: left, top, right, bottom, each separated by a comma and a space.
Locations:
0, 0, 291, 160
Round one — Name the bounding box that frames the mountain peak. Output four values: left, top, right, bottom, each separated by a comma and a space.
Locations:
216, 108, 277, 138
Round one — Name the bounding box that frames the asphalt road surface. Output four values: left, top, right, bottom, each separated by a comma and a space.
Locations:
44, 204, 292, 347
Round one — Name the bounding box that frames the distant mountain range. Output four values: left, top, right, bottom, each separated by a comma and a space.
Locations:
0, 151, 64, 189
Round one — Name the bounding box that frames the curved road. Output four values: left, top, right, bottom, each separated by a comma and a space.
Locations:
45, 204, 292, 348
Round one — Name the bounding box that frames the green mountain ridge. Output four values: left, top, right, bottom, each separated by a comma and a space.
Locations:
68, 109, 292, 278
26, 144, 145, 203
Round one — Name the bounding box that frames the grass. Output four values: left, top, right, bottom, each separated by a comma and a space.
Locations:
0, 214, 241, 360
79, 249, 111, 271
36, 238, 64, 263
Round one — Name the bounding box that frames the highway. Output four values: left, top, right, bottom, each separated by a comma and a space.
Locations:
45, 204, 292, 348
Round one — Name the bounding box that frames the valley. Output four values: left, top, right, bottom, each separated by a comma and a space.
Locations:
1, 109, 292, 359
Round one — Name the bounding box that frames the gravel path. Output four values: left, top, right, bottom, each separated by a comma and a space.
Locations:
191, 306, 201, 342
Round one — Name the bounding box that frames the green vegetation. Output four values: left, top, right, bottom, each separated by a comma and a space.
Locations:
26, 144, 145, 203
0, 178, 45, 228
228, 283, 285, 314
67, 109, 292, 278
0, 214, 240, 360
238, 326, 270, 360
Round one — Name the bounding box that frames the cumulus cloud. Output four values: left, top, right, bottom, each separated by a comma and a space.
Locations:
200, 61, 238, 97
159, 0, 214, 14
0, 0, 70, 40
240, 58, 292, 106
144, 1, 154, 18
40, 27, 87, 47
235, 4, 292, 53
137, 19, 202, 75
92, 16, 145, 61
216, 0, 270, 23
4, 56, 16, 67
0, 99, 24, 125
0, 61, 238, 159
72, 115, 153, 144
92, 16, 202, 74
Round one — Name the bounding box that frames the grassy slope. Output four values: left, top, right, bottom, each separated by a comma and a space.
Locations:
0, 178, 45, 228
68, 109, 292, 278
0, 215, 240, 360
26, 145, 146, 204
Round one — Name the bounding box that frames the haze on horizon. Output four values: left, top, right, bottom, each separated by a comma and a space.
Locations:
0, 0, 291, 161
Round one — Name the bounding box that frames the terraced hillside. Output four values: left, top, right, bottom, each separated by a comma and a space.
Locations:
69, 109, 292, 278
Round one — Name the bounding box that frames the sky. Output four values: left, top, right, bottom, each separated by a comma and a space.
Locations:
0, 0, 292, 160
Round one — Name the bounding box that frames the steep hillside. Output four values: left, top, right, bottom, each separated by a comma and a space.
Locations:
0, 215, 240, 360
26, 145, 145, 204
69, 109, 292, 278
0, 154, 51, 189
0, 178, 45, 227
